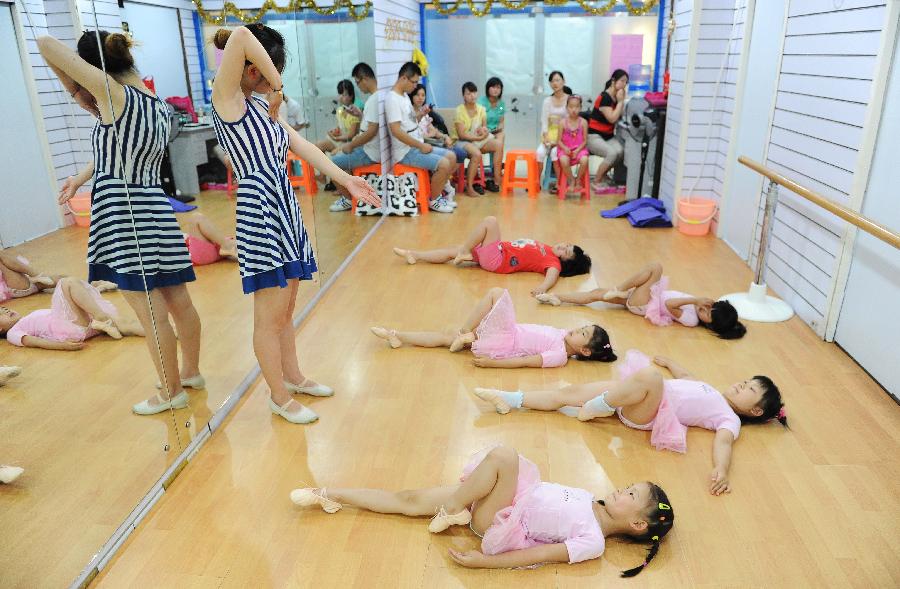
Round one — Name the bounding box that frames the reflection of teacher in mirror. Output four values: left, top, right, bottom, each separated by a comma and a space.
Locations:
38, 31, 204, 416
210, 25, 381, 425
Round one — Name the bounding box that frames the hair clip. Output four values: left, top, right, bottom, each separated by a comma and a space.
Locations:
777, 407, 786, 420
658, 502, 671, 511
651, 535, 659, 541
603, 343, 611, 349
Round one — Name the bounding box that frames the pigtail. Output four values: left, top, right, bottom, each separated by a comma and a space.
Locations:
775, 406, 788, 428
620, 536, 661, 578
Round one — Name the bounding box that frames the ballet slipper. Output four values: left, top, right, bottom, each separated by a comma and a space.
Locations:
91, 280, 118, 293
393, 248, 416, 265
0, 465, 24, 484
473, 388, 511, 414
449, 331, 475, 352
428, 506, 471, 533
535, 293, 562, 306
603, 287, 633, 301
30, 274, 55, 287
90, 318, 122, 340
290, 487, 341, 513
0, 366, 22, 386
371, 327, 402, 349
451, 250, 473, 266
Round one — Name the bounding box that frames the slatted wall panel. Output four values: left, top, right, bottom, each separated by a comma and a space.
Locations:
750, 0, 886, 333
658, 0, 693, 212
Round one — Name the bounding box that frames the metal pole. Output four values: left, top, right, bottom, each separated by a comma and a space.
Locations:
755, 180, 780, 285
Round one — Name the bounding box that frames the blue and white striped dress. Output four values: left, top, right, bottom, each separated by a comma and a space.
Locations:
88, 85, 195, 290
212, 96, 316, 294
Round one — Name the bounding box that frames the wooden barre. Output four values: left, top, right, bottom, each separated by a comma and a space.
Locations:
738, 156, 900, 250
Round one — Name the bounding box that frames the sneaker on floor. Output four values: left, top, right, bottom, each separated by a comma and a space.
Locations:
473, 184, 485, 195
485, 179, 500, 193
290, 487, 342, 513
429, 196, 454, 213
329, 196, 352, 212
428, 506, 472, 533
324, 181, 336, 192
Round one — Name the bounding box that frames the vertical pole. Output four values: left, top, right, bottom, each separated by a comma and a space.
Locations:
754, 180, 779, 285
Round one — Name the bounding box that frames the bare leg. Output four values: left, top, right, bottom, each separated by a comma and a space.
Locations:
537, 288, 627, 307
254, 282, 311, 414
459, 287, 504, 334
429, 153, 456, 200
122, 290, 182, 402
392, 330, 455, 348
578, 367, 664, 422
558, 154, 573, 188
327, 445, 519, 534
0, 252, 50, 290
393, 215, 501, 266
160, 284, 202, 380
463, 144, 481, 197
185, 213, 237, 258
483, 138, 504, 184
610, 262, 663, 307
279, 280, 325, 389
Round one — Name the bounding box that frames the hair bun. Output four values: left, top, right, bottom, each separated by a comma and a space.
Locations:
213, 29, 232, 50
104, 32, 133, 58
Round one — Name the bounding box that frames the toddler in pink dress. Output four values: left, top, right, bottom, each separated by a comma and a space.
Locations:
371, 287, 616, 368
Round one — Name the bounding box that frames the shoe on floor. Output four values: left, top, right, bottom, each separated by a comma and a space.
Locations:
269, 398, 318, 424
0, 465, 24, 484
329, 196, 352, 212
285, 379, 334, 397
0, 366, 22, 385
428, 506, 472, 533
324, 181, 336, 192
133, 391, 189, 415
473, 184, 485, 195
484, 180, 500, 193
429, 196, 454, 213
155, 374, 206, 390
290, 487, 342, 513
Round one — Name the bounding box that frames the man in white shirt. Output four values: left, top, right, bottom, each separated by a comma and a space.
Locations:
385, 62, 456, 213
279, 95, 309, 132
329, 62, 382, 212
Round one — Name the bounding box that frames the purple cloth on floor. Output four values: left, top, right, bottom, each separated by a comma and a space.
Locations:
168, 196, 197, 212
600, 197, 664, 218
628, 205, 672, 227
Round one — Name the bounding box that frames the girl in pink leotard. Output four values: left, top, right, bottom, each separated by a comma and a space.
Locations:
556, 95, 589, 192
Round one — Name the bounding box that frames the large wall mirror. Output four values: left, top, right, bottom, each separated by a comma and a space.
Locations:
0, 0, 379, 586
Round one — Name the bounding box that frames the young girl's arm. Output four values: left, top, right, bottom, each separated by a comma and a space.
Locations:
710, 429, 735, 496
575, 118, 588, 152
450, 543, 570, 569
21, 336, 84, 351
652, 356, 695, 379
473, 355, 543, 369
531, 267, 560, 296
664, 296, 701, 320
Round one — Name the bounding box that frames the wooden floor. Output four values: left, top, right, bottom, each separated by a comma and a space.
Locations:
70, 194, 900, 587
0, 188, 374, 588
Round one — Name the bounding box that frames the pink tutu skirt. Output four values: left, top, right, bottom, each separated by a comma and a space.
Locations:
460, 446, 543, 555
642, 276, 676, 327
185, 235, 222, 266
0, 273, 39, 303
52, 281, 118, 342
615, 349, 688, 453
471, 289, 519, 359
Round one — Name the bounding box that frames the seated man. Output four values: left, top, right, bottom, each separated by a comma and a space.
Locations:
385, 61, 457, 213
329, 63, 382, 212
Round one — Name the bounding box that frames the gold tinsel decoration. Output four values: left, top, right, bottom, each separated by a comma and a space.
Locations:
192, 0, 371, 25
432, 0, 658, 17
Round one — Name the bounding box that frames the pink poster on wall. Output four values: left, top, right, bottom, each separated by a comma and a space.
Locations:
610, 34, 644, 73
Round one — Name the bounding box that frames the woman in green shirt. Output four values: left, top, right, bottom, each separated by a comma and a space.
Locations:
477, 77, 506, 181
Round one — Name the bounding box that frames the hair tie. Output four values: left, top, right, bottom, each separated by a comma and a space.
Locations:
777, 407, 786, 420
651, 535, 659, 541
658, 502, 671, 511
603, 343, 611, 349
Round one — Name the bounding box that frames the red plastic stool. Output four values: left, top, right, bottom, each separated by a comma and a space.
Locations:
286, 152, 318, 194
557, 162, 592, 201
351, 163, 382, 214
393, 163, 431, 215
455, 159, 486, 193
500, 150, 539, 198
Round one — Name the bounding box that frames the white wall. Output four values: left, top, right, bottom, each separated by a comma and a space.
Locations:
749, 0, 888, 335
122, 1, 189, 99
375, 0, 419, 170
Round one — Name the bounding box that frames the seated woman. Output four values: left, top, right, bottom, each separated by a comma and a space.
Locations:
315, 79, 364, 155
536, 71, 570, 182
290, 444, 673, 576
536, 261, 746, 339
371, 287, 615, 369
587, 69, 627, 192
477, 76, 506, 147
406, 84, 457, 207
0, 277, 143, 350
182, 212, 238, 266
451, 82, 503, 195
392, 215, 591, 295
0, 246, 115, 303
